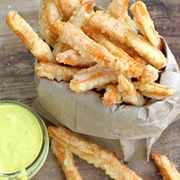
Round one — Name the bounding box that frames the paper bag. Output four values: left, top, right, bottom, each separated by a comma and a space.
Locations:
33, 38, 180, 161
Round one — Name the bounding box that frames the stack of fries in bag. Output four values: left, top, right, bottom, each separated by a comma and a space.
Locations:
6, 0, 180, 174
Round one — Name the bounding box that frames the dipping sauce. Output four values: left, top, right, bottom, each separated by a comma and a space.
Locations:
0, 102, 43, 174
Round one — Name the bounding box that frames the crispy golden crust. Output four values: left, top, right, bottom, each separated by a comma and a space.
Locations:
134, 82, 175, 99
69, 0, 95, 28
130, 1, 162, 50
151, 152, 180, 180
53, 0, 80, 21
70, 64, 118, 94
88, 11, 167, 69
48, 126, 143, 180
102, 85, 122, 106
39, 0, 60, 47
35, 62, 80, 81
52, 19, 129, 75
56, 49, 96, 67
107, 0, 134, 29
82, 25, 144, 79
51, 139, 83, 180
6, 10, 55, 63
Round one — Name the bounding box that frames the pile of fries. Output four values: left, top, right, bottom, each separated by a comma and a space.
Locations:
6, 0, 176, 107
48, 125, 180, 180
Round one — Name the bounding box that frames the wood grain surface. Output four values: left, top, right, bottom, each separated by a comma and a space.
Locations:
0, 0, 180, 179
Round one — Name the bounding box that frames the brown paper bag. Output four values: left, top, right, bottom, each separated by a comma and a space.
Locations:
33, 38, 180, 161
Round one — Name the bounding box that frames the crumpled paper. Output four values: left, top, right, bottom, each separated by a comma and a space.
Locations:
33, 38, 180, 161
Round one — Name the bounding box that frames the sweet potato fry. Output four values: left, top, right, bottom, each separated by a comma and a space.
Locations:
39, 0, 60, 47
51, 139, 83, 180
69, 0, 95, 28
88, 11, 167, 69
56, 49, 96, 67
102, 85, 122, 106
6, 10, 55, 63
130, 1, 162, 50
48, 126, 143, 180
35, 62, 81, 81
151, 152, 180, 180
53, 0, 80, 21
118, 74, 146, 106
134, 82, 175, 99
82, 25, 144, 78
107, 0, 134, 29
69, 64, 118, 94
52, 19, 129, 75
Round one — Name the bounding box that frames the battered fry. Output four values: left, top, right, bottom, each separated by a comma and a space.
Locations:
70, 64, 118, 94
130, 1, 162, 50
51, 139, 83, 180
52, 19, 129, 75
102, 85, 122, 106
39, 0, 60, 47
151, 152, 180, 180
35, 62, 80, 81
6, 10, 55, 63
48, 126, 143, 180
53, 0, 80, 21
56, 49, 96, 67
134, 82, 175, 99
88, 11, 167, 69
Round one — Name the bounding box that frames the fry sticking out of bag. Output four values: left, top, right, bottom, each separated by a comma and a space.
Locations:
151, 152, 180, 180
134, 82, 175, 99
117, 74, 146, 106
70, 64, 118, 94
39, 0, 60, 47
35, 62, 81, 81
82, 25, 144, 78
107, 0, 134, 29
53, 0, 80, 21
130, 1, 162, 50
102, 85, 122, 106
88, 11, 167, 69
48, 126, 143, 180
56, 49, 96, 67
52, 19, 129, 75
51, 139, 83, 180
6, 10, 55, 63
69, 0, 95, 28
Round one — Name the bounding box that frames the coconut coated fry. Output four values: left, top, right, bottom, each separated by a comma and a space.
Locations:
151, 152, 180, 180
48, 126, 143, 180
51, 139, 83, 180
6, 10, 55, 63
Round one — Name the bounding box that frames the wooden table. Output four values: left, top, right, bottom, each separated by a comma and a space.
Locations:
1, 0, 180, 179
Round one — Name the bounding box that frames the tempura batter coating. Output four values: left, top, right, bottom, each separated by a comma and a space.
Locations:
53, 0, 80, 21
35, 62, 80, 81
48, 126, 143, 180
6, 10, 55, 63
151, 152, 180, 180
134, 82, 175, 99
51, 139, 83, 180
56, 49, 96, 67
130, 1, 162, 49
70, 64, 118, 94
88, 11, 167, 69
39, 0, 60, 47
52, 19, 129, 75
102, 85, 122, 106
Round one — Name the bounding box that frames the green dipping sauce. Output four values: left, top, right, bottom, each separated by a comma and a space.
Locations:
0, 102, 43, 174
